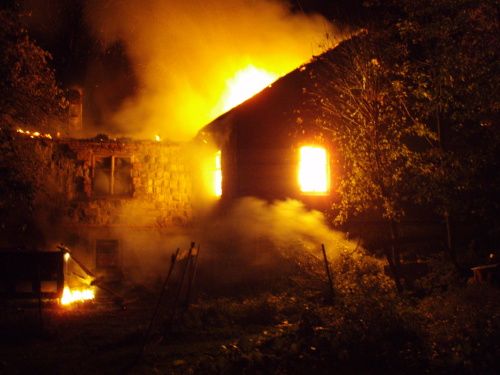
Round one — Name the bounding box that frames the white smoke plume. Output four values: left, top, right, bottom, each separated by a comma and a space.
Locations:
201, 197, 353, 258
116, 197, 356, 287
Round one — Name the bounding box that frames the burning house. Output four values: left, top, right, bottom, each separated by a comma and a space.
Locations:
198, 52, 338, 208
2, 46, 345, 302
1, 0, 353, 305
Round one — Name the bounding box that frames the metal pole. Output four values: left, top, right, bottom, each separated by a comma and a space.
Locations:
321, 244, 335, 302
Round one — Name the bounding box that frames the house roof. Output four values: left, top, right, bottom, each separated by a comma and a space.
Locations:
197, 37, 354, 146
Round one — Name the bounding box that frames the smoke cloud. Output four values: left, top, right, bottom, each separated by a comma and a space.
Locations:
201, 197, 353, 258
116, 197, 356, 288
84, 0, 335, 140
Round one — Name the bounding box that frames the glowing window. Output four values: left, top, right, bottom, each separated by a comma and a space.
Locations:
214, 150, 222, 197
298, 146, 329, 194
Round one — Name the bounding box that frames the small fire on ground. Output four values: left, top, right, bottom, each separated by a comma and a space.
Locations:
60, 252, 96, 306
60, 286, 95, 306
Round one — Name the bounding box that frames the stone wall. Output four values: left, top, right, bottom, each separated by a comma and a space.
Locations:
58, 139, 193, 228
17, 137, 196, 279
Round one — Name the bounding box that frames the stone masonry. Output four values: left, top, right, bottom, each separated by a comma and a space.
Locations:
17, 136, 195, 275
58, 138, 194, 228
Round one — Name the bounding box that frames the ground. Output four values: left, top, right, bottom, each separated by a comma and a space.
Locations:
1, 250, 499, 374
0, 287, 305, 374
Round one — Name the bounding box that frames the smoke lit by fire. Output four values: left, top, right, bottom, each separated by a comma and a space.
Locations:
84, 0, 336, 140
199, 197, 356, 273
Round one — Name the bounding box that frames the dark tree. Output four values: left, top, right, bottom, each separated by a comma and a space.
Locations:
312, 33, 432, 224
0, 8, 67, 129
311, 0, 499, 284
391, 0, 500, 258
310, 33, 435, 291
0, 8, 68, 246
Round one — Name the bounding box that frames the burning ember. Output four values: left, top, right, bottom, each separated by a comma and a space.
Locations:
16, 128, 53, 139
298, 146, 329, 194
221, 66, 277, 112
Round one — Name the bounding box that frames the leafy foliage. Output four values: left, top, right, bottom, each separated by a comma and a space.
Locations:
0, 136, 70, 247
0, 8, 69, 246
311, 0, 499, 257
0, 8, 67, 129
170, 249, 499, 374
392, 0, 500, 223
417, 285, 500, 373
312, 32, 435, 223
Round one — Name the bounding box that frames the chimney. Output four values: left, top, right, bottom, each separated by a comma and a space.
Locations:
67, 87, 83, 133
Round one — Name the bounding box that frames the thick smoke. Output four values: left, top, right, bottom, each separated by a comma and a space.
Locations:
84, 0, 335, 140
197, 198, 357, 288
117, 197, 357, 287
200, 197, 353, 258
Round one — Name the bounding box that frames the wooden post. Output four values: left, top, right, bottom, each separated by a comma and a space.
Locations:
184, 244, 201, 309
321, 244, 335, 302
138, 248, 180, 362
164, 242, 195, 332
36, 262, 43, 331
58, 249, 65, 298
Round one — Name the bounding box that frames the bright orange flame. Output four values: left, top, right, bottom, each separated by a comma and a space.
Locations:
298, 146, 329, 194
154, 134, 161, 142
221, 66, 277, 112
16, 128, 53, 139
60, 286, 95, 306
214, 150, 222, 197
60, 252, 95, 306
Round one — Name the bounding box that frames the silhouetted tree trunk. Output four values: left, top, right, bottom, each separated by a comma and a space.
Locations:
387, 220, 403, 293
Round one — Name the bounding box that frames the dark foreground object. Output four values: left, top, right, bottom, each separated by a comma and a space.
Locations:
0, 250, 64, 299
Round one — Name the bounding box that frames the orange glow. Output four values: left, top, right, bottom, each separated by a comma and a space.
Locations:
60, 286, 95, 306
83, 0, 336, 141
221, 66, 277, 112
154, 134, 161, 142
298, 146, 329, 194
214, 150, 222, 197
16, 128, 53, 139
60, 252, 95, 306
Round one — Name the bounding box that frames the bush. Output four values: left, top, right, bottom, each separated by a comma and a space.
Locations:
183, 249, 426, 373
174, 249, 499, 374
417, 285, 500, 373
